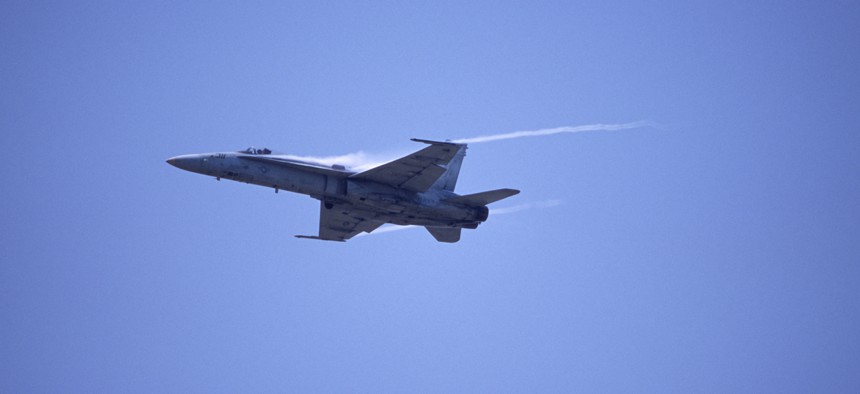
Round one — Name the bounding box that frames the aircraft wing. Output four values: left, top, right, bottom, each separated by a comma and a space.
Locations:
349, 139, 465, 193
295, 200, 384, 242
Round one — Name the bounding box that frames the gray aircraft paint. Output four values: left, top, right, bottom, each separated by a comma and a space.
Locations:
167, 140, 518, 242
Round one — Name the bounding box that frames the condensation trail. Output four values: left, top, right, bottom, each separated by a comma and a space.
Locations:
490, 199, 562, 215
281, 121, 654, 170
281, 150, 404, 172
451, 121, 655, 144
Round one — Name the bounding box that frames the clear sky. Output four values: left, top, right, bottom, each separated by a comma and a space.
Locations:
2, 1, 859, 392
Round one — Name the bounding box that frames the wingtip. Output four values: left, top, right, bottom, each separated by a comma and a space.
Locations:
411, 138, 463, 145
295, 235, 346, 242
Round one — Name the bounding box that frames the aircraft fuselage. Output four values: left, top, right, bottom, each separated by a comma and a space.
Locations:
166, 152, 488, 228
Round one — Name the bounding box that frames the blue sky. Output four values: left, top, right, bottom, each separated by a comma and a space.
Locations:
2, 1, 859, 392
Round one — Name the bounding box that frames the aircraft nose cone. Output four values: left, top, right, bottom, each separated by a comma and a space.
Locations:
166, 156, 188, 169
166, 155, 199, 172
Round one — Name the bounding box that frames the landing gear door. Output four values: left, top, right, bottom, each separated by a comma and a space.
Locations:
324, 176, 347, 196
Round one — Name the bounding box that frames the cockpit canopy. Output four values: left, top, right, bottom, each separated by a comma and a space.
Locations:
241, 147, 272, 155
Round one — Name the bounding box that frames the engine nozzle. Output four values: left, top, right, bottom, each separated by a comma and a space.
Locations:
474, 206, 489, 222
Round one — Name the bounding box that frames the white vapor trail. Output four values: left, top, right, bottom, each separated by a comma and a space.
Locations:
490, 199, 563, 215
281, 151, 403, 172
355, 224, 418, 237
281, 121, 653, 171
451, 121, 655, 144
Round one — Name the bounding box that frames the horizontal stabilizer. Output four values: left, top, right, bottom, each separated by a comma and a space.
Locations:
425, 227, 461, 243
445, 188, 520, 206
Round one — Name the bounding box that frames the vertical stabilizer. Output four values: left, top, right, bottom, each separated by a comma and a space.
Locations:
430, 144, 467, 192
425, 226, 462, 243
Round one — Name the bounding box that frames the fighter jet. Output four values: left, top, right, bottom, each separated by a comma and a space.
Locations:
166, 139, 518, 242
